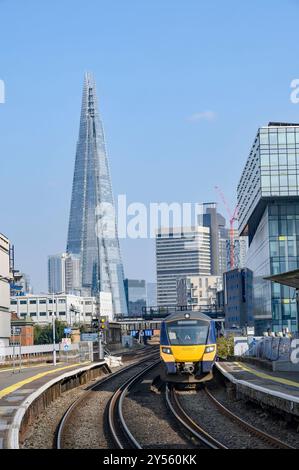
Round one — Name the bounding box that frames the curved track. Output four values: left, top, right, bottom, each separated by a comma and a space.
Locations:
166, 383, 295, 449
55, 351, 160, 449
203, 387, 295, 450
107, 358, 161, 449
165, 383, 227, 449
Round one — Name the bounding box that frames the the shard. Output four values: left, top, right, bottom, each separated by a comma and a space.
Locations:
67, 72, 128, 316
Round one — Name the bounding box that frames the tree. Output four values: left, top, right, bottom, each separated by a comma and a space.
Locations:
34, 320, 66, 345
217, 335, 234, 360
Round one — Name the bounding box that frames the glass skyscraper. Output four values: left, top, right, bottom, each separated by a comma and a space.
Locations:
67, 73, 128, 316
238, 122, 299, 334
124, 279, 147, 316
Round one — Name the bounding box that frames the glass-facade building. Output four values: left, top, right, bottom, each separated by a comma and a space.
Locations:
238, 123, 299, 334
67, 73, 128, 316
124, 279, 147, 316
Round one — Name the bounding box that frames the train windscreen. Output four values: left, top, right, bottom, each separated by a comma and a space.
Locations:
166, 320, 209, 346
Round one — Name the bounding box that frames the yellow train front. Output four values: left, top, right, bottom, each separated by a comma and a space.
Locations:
160, 311, 217, 383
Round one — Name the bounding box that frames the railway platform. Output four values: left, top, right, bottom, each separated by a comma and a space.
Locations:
0, 360, 107, 449
216, 360, 299, 418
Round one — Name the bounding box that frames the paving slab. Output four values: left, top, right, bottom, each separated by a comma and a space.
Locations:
216, 361, 299, 416
0, 361, 106, 448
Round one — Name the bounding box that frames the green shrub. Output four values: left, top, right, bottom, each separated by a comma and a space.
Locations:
34, 320, 66, 345
217, 335, 234, 359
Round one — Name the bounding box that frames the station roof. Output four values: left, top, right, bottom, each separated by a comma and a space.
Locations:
264, 269, 299, 289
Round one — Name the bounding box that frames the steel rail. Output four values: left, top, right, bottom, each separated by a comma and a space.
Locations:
108, 357, 161, 449
55, 352, 160, 449
165, 383, 228, 449
204, 387, 295, 450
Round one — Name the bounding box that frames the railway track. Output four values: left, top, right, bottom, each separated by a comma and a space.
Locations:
55, 350, 294, 450
55, 351, 160, 449
166, 383, 295, 449
165, 383, 227, 449
108, 358, 161, 448
203, 387, 295, 450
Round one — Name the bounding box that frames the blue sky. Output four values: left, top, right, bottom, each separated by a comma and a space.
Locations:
1, 0, 299, 292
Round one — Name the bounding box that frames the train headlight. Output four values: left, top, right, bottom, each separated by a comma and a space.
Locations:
162, 347, 172, 355
205, 346, 215, 354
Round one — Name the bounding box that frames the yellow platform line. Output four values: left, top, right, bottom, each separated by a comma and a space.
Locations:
236, 362, 299, 389
0, 362, 90, 399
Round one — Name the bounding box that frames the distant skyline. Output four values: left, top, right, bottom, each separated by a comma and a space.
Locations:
1, 0, 299, 292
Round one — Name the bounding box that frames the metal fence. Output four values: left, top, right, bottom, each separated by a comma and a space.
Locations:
246, 336, 292, 362
0, 341, 93, 365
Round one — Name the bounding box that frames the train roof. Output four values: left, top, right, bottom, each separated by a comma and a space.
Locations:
162, 310, 214, 323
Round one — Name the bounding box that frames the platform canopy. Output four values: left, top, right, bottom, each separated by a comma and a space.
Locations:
265, 269, 299, 289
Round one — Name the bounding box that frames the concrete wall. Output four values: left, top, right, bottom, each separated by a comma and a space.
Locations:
0, 233, 11, 346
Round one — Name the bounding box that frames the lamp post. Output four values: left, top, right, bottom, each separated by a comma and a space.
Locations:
51, 291, 64, 366
52, 291, 56, 366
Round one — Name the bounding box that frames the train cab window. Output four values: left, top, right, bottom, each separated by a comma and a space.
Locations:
166, 320, 209, 346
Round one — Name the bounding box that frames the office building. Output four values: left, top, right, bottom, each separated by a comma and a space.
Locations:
226, 230, 248, 271
48, 253, 67, 294
146, 282, 157, 307
124, 279, 147, 316
66, 73, 127, 316
199, 203, 229, 276
0, 233, 11, 347
156, 226, 211, 306
10, 293, 99, 326
9, 245, 32, 297
177, 275, 222, 310
223, 268, 254, 330
65, 253, 81, 295
10, 272, 31, 297
48, 253, 82, 295
238, 122, 299, 333
96, 292, 113, 321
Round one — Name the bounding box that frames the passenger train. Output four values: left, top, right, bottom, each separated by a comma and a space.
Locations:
160, 310, 217, 383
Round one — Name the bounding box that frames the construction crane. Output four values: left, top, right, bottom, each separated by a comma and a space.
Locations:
214, 186, 239, 270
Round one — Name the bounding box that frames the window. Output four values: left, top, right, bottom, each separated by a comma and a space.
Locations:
279, 153, 287, 166
288, 174, 297, 188
279, 174, 288, 187
269, 133, 278, 145
261, 154, 269, 166
288, 154, 296, 166
39, 312, 47, 316
20, 300, 27, 305
39, 300, 46, 304
270, 240, 279, 257
30, 300, 36, 305
260, 132, 269, 145
287, 132, 295, 145
261, 175, 270, 187
278, 132, 287, 145
11, 300, 17, 305
167, 320, 209, 346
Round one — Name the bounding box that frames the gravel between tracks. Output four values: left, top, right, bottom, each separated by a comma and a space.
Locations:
208, 380, 299, 448
122, 370, 195, 449
22, 381, 94, 449
61, 359, 160, 449
21, 354, 155, 449
178, 388, 274, 449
